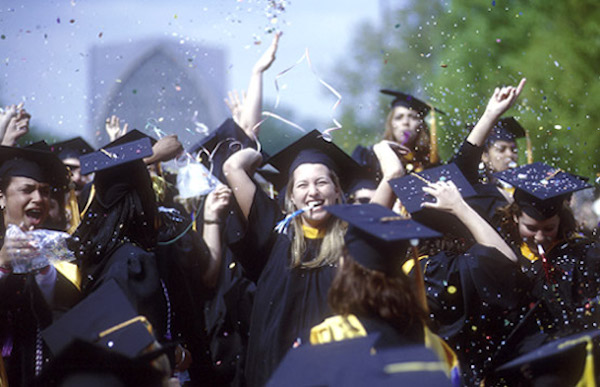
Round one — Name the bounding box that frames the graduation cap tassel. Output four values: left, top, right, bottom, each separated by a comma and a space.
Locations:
525, 130, 533, 164
410, 239, 430, 315
66, 184, 81, 235
429, 109, 439, 165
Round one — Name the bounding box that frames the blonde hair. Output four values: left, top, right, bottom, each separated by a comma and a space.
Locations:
382, 107, 435, 168
284, 167, 346, 269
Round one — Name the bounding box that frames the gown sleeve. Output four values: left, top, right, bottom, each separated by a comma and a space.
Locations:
226, 186, 284, 282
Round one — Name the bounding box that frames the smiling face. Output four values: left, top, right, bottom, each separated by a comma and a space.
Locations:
388, 106, 424, 148
516, 211, 560, 251
482, 140, 518, 173
288, 163, 340, 228
0, 176, 51, 229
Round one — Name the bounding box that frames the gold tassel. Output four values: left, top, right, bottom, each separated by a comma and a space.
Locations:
66, 186, 81, 234
412, 245, 429, 314
525, 130, 534, 164
576, 336, 596, 387
80, 184, 96, 218
0, 354, 8, 387
429, 109, 439, 165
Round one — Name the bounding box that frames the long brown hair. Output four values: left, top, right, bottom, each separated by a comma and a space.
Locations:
382, 108, 435, 169
284, 167, 346, 268
493, 201, 578, 248
328, 250, 427, 330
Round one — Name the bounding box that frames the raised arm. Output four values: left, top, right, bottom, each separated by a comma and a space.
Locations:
222, 148, 262, 220
201, 184, 232, 288
105, 115, 128, 142
0, 104, 21, 144
422, 181, 517, 262
466, 78, 526, 147
1, 107, 30, 146
369, 140, 407, 209
238, 32, 281, 139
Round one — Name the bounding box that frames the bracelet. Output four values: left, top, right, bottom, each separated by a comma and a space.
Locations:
203, 219, 223, 225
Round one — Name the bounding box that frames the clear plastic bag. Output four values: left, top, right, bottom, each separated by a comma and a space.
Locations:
176, 162, 220, 199
5, 224, 75, 274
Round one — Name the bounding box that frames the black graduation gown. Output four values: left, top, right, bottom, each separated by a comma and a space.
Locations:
451, 140, 509, 222
421, 244, 533, 386
517, 238, 600, 337
1, 269, 81, 386
359, 316, 424, 350
80, 243, 167, 340
228, 187, 336, 387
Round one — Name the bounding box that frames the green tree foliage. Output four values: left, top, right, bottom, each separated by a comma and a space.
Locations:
330, 0, 599, 179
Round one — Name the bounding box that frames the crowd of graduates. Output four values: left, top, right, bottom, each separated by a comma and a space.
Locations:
1, 33, 599, 387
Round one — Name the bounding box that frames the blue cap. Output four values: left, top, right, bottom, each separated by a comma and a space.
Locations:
50, 137, 95, 161
265, 129, 360, 191
80, 137, 153, 176
380, 89, 446, 116
325, 203, 440, 275
486, 117, 526, 147
389, 163, 477, 214
494, 162, 591, 220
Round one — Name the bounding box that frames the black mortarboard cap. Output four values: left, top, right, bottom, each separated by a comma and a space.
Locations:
489, 330, 600, 386
42, 279, 156, 359
389, 163, 476, 214
486, 117, 526, 146
494, 162, 591, 220
36, 339, 165, 387
0, 145, 69, 190
79, 137, 153, 176
109, 129, 158, 147
268, 335, 451, 387
50, 137, 95, 161
326, 204, 441, 275
265, 129, 360, 191
389, 164, 477, 236
380, 89, 446, 116
79, 137, 154, 208
188, 118, 255, 155
345, 166, 378, 202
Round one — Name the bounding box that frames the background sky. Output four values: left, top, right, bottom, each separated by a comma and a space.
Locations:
0, 0, 381, 144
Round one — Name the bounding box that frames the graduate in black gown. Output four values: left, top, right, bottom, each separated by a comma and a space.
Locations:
352, 90, 443, 183
0, 146, 81, 386
386, 163, 534, 386
68, 137, 168, 341
310, 204, 445, 351
223, 129, 358, 386
452, 78, 527, 222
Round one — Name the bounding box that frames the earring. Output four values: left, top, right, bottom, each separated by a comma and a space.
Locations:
0, 205, 4, 211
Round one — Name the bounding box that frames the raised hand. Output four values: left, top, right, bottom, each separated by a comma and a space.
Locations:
105, 115, 128, 142
224, 89, 247, 128
483, 78, 527, 119
2, 107, 30, 146
253, 32, 281, 74
421, 180, 465, 215
203, 184, 232, 222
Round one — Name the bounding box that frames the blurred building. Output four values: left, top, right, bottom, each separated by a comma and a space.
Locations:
88, 39, 228, 148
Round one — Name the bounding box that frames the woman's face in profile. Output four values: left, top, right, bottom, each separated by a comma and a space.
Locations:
390, 106, 423, 149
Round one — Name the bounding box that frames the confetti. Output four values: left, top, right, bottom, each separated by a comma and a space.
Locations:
132, 89, 137, 94
496, 38, 501, 43
440, 63, 448, 68
98, 32, 103, 38
395, 23, 401, 28
0, 35, 5, 40
70, 19, 75, 24
57, 17, 61, 24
